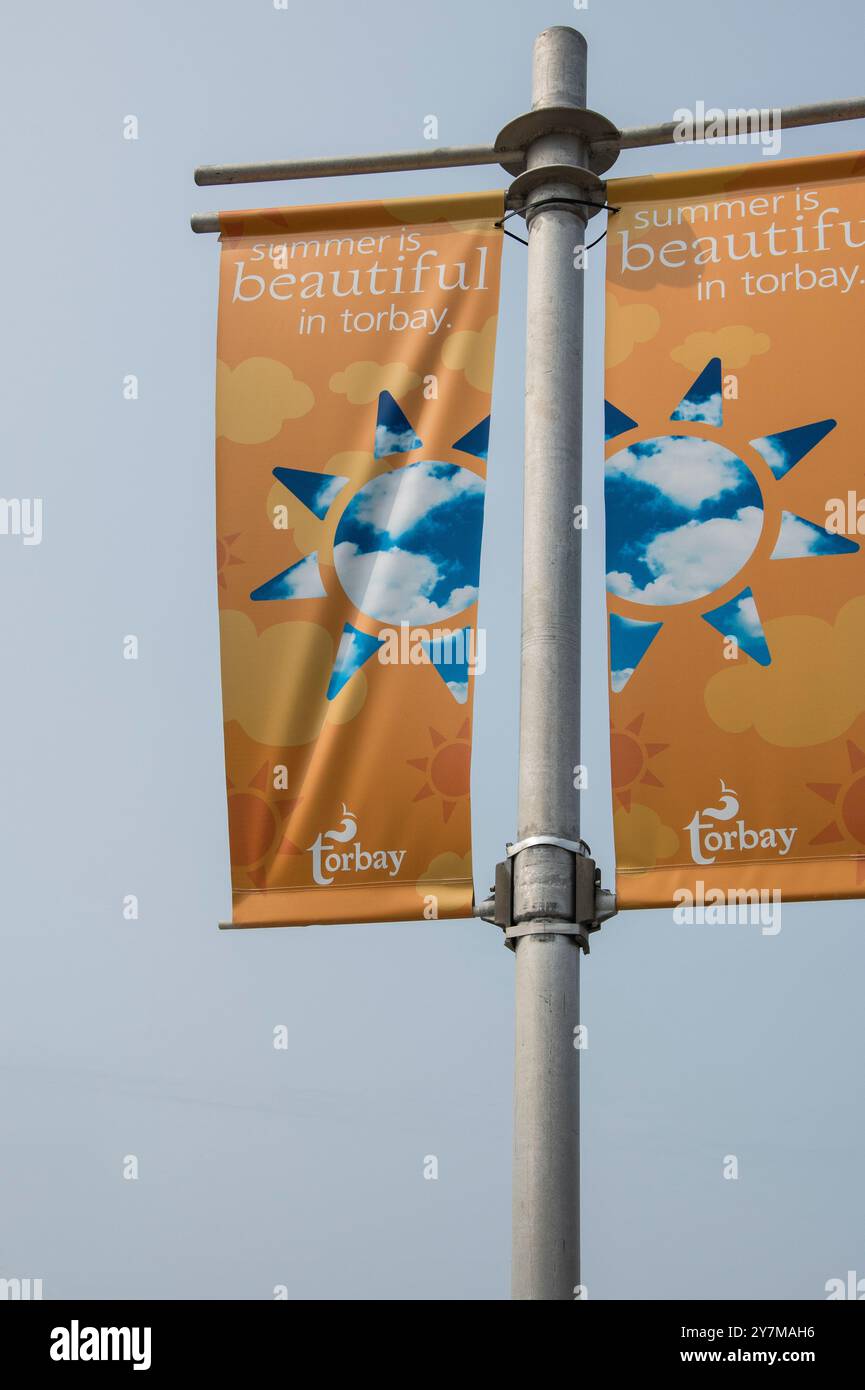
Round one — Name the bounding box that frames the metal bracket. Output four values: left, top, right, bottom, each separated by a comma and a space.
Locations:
506, 164, 607, 217
494, 106, 621, 176
475, 839, 618, 954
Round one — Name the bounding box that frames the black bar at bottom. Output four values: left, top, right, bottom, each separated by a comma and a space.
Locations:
3, 1297, 861, 1373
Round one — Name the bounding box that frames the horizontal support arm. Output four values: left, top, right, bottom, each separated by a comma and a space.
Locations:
618, 95, 865, 149
191, 95, 865, 231
194, 143, 522, 186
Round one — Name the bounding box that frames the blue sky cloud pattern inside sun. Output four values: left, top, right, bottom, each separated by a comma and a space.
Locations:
252, 394, 490, 697
606, 436, 765, 606
604, 357, 850, 687
334, 459, 485, 625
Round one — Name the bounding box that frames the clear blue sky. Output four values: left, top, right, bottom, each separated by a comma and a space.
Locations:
1, 0, 863, 1299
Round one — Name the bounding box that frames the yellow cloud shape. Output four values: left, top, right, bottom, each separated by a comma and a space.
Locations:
220, 610, 366, 747
605, 293, 660, 369
614, 803, 679, 867
217, 358, 313, 444
705, 597, 865, 748
330, 360, 420, 404
442, 315, 497, 393
671, 325, 770, 373
416, 851, 472, 889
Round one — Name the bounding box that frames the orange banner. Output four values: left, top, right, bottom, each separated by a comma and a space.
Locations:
215, 191, 504, 926
604, 151, 865, 910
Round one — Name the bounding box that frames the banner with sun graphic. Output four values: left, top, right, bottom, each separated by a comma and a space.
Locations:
605, 149, 865, 909
214, 191, 503, 926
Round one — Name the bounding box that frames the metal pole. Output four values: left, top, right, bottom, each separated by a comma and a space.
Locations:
511, 25, 588, 1302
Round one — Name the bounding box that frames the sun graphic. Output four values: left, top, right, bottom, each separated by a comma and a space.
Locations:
246, 390, 489, 706
217, 532, 243, 588
610, 711, 667, 810
408, 720, 471, 822
226, 757, 301, 890
605, 357, 859, 692
807, 740, 865, 883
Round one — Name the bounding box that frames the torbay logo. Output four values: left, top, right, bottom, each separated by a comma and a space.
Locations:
685, 781, 797, 865
308, 804, 407, 885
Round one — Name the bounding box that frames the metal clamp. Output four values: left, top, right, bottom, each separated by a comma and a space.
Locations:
506, 833, 591, 858
475, 836, 617, 954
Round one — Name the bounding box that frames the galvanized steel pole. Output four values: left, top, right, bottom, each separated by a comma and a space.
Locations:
510, 26, 590, 1302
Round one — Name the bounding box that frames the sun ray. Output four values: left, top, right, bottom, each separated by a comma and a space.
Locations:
609, 613, 662, 691
770, 511, 859, 561
749, 419, 835, 479
806, 781, 843, 803
452, 416, 490, 460
374, 390, 423, 458
326, 623, 383, 700
811, 820, 846, 845
217, 533, 243, 588
249, 762, 270, 791
670, 357, 722, 425
639, 768, 664, 789
272, 466, 349, 519
847, 740, 865, 772
421, 626, 472, 704
250, 551, 328, 602
604, 400, 639, 441
702, 586, 771, 666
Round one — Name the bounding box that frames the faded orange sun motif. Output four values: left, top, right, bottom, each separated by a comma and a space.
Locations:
808, 741, 865, 883
217, 532, 243, 589
611, 712, 667, 810
227, 760, 301, 890
408, 721, 471, 822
